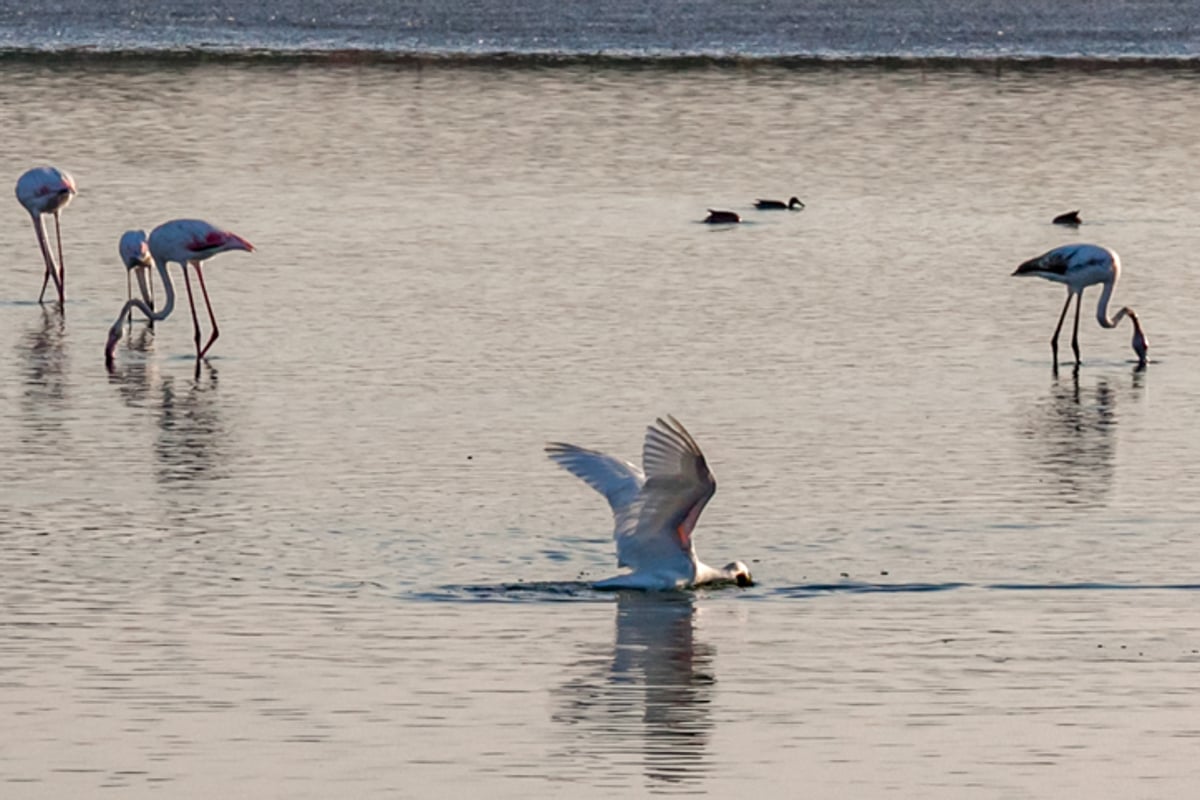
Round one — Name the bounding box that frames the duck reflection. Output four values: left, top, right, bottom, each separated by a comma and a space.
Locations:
16, 307, 68, 438
107, 355, 228, 485
553, 592, 716, 791
1020, 368, 1144, 506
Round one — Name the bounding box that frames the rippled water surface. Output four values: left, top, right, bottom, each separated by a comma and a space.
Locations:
4, 61, 1200, 797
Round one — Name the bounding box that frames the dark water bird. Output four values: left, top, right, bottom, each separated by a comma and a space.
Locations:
704, 209, 740, 224
755, 196, 804, 210
1012, 243, 1148, 369
15, 166, 76, 308
545, 416, 753, 590
1053, 210, 1082, 226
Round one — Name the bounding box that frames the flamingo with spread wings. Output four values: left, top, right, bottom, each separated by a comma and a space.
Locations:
546, 416, 752, 590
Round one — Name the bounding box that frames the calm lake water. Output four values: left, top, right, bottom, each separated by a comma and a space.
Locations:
3, 59, 1200, 797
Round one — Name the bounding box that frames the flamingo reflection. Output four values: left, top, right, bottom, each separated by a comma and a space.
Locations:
1020, 369, 1144, 506
553, 592, 716, 790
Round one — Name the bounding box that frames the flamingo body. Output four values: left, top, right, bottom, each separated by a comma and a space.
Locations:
119, 229, 155, 316
1013, 243, 1148, 368
546, 416, 752, 591
15, 166, 76, 307
16, 167, 76, 215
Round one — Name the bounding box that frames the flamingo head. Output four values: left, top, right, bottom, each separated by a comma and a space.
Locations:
1127, 309, 1149, 367
104, 323, 124, 366
724, 561, 754, 587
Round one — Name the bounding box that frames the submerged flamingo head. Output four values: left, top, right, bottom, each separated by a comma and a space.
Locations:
104, 323, 123, 366
725, 561, 754, 587
1128, 309, 1149, 367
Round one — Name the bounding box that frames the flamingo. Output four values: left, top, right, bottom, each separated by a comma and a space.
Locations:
14, 166, 76, 307
755, 196, 804, 210
1012, 243, 1148, 369
704, 209, 740, 224
119, 230, 155, 324
546, 416, 753, 591
105, 219, 253, 367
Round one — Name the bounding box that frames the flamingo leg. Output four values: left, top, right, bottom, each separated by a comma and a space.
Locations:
182, 262, 204, 361
147, 269, 156, 330
1070, 292, 1083, 365
194, 263, 220, 360
53, 210, 65, 308
1049, 291, 1073, 367
32, 216, 62, 306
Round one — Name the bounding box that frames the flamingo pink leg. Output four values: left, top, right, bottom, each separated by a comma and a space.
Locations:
32, 216, 62, 306
1070, 292, 1083, 365
193, 263, 220, 359
182, 262, 204, 360
53, 210, 65, 307
1049, 291, 1073, 367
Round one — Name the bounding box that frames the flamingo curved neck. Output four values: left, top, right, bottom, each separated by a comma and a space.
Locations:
107, 259, 177, 348
150, 259, 176, 321
1094, 276, 1129, 329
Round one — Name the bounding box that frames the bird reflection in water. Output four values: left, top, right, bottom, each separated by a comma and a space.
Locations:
1020, 367, 1144, 506
107, 353, 228, 485
553, 592, 716, 791
17, 307, 68, 439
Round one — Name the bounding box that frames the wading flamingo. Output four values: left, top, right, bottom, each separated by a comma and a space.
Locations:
15, 166, 76, 308
1012, 243, 1148, 369
105, 219, 253, 367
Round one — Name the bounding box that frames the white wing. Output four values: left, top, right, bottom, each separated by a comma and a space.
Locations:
619, 416, 716, 571
546, 442, 645, 565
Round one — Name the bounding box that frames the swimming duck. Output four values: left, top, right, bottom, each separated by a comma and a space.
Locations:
755, 196, 804, 210
704, 209, 740, 224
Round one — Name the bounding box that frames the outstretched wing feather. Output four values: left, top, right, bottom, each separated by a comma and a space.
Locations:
621, 417, 716, 567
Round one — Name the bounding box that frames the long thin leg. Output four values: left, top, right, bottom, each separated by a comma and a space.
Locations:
147, 267, 156, 330
32, 216, 62, 305
53, 210, 65, 308
194, 264, 221, 359
1050, 291, 1073, 367
126, 270, 133, 332
1071, 292, 1083, 365
182, 262, 204, 361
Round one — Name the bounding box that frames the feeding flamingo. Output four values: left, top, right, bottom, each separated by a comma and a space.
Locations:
546, 415, 753, 590
118, 230, 155, 324
14, 166, 76, 308
1012, 243, 1148, 369
105, 219, 253, 367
